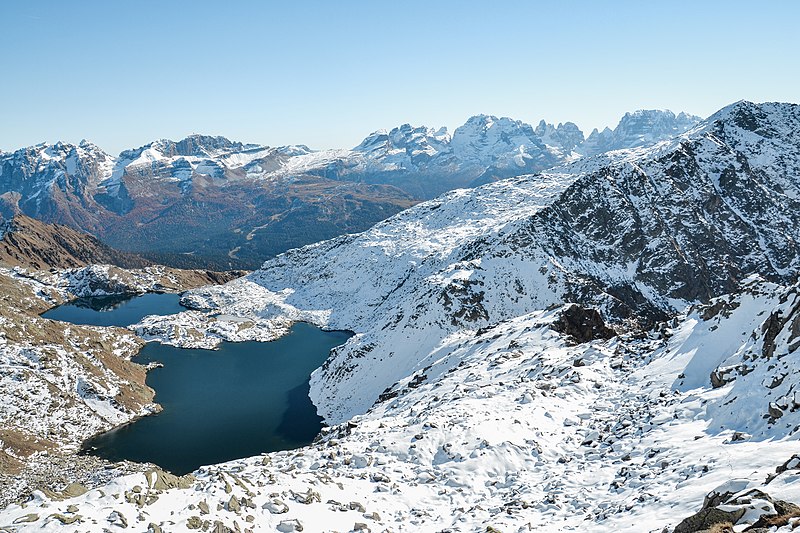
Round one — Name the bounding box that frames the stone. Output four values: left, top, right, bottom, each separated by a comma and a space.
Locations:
13, 514, 39, 524
263, 498, 289, 514
673, 507, 745, 533
551, 305, 615, 344
768, 402, 784, 419
146, 469, 196, 491
227, 495, 241, 514
349, 501, 367, 513
107, 511, 128, 528
277, 518, 304, 532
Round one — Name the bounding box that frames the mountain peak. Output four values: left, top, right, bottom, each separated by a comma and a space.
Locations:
354, 123, 450, 155
579, 108, 702, 156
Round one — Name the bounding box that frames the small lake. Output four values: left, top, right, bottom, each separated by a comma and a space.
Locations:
43, 293, 351, 475
41, 292, 186, 327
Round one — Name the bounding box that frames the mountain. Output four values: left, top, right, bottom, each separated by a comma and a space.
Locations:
0, 214, 151, 270
0, 140, 114, 231
0, 136, 417, 269
534, 119, 585, 156
273, 115, 563, 198
579, 109, 702, 156
282, 111, 699, 197
0, 110, 699, 269
147, 100, 799, 421
5, 100, 800, 532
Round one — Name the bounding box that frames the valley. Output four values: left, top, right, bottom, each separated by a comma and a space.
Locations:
0, 101, 799, 532
5, 2, 797, 531
0, 110, 699, 270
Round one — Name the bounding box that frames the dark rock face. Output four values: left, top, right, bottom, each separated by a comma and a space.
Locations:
551, 305, 615, 343
675, 487, 800, 533
673, 506, 742, 533
487, 102, 800, 323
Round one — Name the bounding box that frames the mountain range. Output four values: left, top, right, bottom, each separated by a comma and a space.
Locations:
1, 101, 800, 532
0, 109, 700, 269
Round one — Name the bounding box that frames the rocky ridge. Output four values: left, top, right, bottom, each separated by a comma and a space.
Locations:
0, 214, 150, 270
1, 101, 796, 532
0, 109, 699, 269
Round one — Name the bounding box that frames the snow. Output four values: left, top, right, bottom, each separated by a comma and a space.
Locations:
4, 288, 800, 531
2, 102, 800, 531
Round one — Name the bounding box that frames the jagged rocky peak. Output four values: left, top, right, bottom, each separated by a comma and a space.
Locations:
615, 108, 701, 138
534, 119, 585, 154
0, 140, 114, 193
453, 113, 536, 140
354, 123, 450, 157
450, 114, 551, 163
580, 108, 702, 156
119, 134, 255, 162
2, 139, 110, 166
169, 134, 254, 157
708, 100, 800, 139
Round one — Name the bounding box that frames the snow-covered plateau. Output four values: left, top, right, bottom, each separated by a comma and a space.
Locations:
2, 101, 800, 532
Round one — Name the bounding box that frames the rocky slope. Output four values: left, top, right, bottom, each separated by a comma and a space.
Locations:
3, 101, 795, 532
2, 277, 799, 532
0, 110, 699, 269
0, 214, 150, 270
138, 101, 800, 423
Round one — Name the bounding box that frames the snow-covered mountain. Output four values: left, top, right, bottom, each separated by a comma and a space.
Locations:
138, 101, 799, 422
534, 119, 585, 156
0, 140, 115, 230
1, 101, 798, 532
280, 111, 699, 197
579, 109, 702, 156
0, 109, 700, 269
0, 135, 416, 269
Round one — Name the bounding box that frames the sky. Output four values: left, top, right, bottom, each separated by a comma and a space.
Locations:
1, 1, 798, 155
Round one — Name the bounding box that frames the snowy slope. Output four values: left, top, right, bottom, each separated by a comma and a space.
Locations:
3, 281, 800, 531
4, 102, 800, 532
137, 101, 800, 425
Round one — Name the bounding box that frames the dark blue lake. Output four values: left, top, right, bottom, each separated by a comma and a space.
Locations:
43, 293, 351, 475
41, 292, 186, 327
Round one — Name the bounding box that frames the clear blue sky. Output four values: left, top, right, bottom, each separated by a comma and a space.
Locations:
1, 1, 797, 154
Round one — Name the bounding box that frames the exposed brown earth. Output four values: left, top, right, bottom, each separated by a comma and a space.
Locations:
0, 214, 150, 270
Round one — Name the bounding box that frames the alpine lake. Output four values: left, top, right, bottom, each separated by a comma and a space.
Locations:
42, 292, 352, 475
